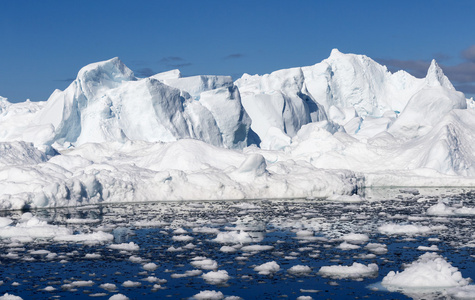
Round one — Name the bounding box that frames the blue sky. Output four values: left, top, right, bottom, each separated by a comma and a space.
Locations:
1, 0, 474, 102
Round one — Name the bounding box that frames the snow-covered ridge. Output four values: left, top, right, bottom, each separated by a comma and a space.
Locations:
0, 49, 474, 210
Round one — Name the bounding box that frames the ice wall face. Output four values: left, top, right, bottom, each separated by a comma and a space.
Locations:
235, 49, 457, 145
31, 58, 251, 149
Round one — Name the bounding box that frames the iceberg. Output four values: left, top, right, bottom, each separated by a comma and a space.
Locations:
0, 49, 474, 210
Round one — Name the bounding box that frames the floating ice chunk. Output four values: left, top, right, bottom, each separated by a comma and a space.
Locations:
427, 202, 454, 216
0, 218, 13, 227
446, 285, 475, 299
54, 231, 113, 243
254, 261, 280, 275
172, 228, 188, 234
128, 256, 143, 263
190, 257, 218, 270
382, 252, 470, 289
183, 243, 196, 250
193, 227, 220, 235
99, 283, 117, 291
0, 294, 23, 300
288, 265, 312, 276
0, 217, 72, 239
108, 242, 139, 251
202, 270, 230, 285
193, 290, 224, 300
337, 242, 360, 250
231, 203, 261, 210
296, 230, 314, 237
378, 223, 447, 235
342, 233, 369, 244
240, 245, 274, 252
219, 246, 237, 253
213, 231, 254, 244
172, 235, 194, 242
296, 296, 313, 300
71, 280, 94, 287
171, 270, 203, 278
318, 262, 378, 279
42, 286, 56, 291
364, 243, 388, 255
122, 280, 141, 288
142, 276, 166, 283
167, 246, 183, 252
143, 263, 158, 271
85, 253, 101, 259
427, 202, 475, 216
109, 294, 129, 300
417, 245, 440, 251
65, 218, 101, 224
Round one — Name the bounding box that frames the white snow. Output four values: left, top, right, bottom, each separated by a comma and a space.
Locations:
382, 252, 471, 289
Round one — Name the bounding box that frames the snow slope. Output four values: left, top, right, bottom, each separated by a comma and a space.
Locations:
0, 50, 474, 210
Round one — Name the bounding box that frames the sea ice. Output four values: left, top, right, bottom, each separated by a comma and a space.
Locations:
382, 252, 470, 289
202, 270, 230, 285
254, 261, 280, 275
318, 262, 378, 279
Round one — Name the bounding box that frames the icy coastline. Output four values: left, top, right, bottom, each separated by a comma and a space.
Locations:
0, 50, 474, 210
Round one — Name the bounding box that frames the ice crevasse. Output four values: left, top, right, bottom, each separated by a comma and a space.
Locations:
0, 49, 474, 209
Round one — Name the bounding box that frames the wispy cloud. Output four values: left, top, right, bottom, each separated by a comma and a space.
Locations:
159, 56, 191, 69
55, 77, 76, 82
224, 53, 245, 60
375, 58, 430, 78
462, 45, 475, 62
166, 62, 192, 68
376, 45, 475, 96
135, 67, 156, 77
160, 56, 186, 63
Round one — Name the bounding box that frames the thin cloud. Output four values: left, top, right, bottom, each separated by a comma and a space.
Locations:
376, 58, 430, 78
454, 84, 475, 94
166, 62, 192, 69
224, 53, 245, 60
433, 52, 451, 62
376, 45, 475, 96
135, 67, 155, 77
159, 56, 191, 69
55, 77, 76, 82
160, 56, 186, 63
462, 45, 475, 62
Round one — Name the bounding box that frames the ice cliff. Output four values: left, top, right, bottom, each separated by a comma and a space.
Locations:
0, 50, 474, 210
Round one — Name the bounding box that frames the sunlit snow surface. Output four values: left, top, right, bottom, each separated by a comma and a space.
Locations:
0, 189, 474, 299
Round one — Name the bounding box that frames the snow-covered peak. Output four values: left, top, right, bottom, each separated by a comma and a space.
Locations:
150, 69, 181, 81
425, 59, 454, 90
75, 57, 137, 97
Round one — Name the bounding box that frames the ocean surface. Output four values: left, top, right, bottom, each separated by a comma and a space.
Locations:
0, 188, 474, 299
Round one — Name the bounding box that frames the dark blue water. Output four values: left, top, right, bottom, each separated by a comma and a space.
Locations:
0, 188, 474, 299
